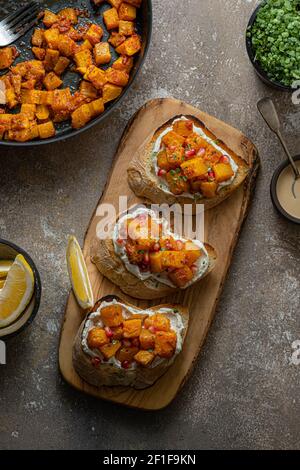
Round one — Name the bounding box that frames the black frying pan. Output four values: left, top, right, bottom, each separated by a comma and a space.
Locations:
0, 0, 152, 146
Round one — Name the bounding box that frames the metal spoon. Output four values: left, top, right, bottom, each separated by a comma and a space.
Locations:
257, 97, 300, 199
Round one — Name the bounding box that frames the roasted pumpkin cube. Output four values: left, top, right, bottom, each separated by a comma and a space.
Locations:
100, 340, 121, 359
32, 29, 44, 47
166, 146, 185, 168
116, 346, 139, 363
149, 252, 163, 273
184, 241, 202, 266
0, 47, 16, 69
159, 236, 179, 251
35, 104, 50, 120
20, 89, 42, 104
71, 99, 103, 129
123, 319, 142, 338
84, 24, 104, 45
112, 55, 133, 72
101, 304, 123, 327
166, 169, 189, 195
134, 350, 154, 367
108, 32, 126, 48
43, 10, 58, 28
154, 331, 177, 358
157, 150, 170, 171
25, 60, 45, 82
43, 72, 62, 90
58, 35, 76, 57
44, 49, 60, 71
84, 65, 107, 89
79, 80, 98, 100
44, 28, 60, 50
115, 34, 141, 56
38, 121, 55, 139
213, 162, 234, 183
124, 0, 142, 6
76, 39, 93, 53
144, 314, 171, 332
53, 57, 70, 75
0, 113, 12, 131
103, 83, 122, 103
51, 88, 72, 111
199, 181, 217, 198
103, 7, 119, 30
173, 119, 194, 137
160, 251, 186, 269
181, 158, 208, 180
57, 8, 78, 24
168, 265, 194, 288
139, 328, 155, 350
94, 42, 111, 66
10, 113, 31, 130
90, 97, 105, 115
119, 3, 137, 21
162, 131, 185, 148
185, 132, 208, 152
21, 104, 36, 119
39, 90, 54, 106
10, 74, 21, 95
32, 47, 46, 60
108, 0, 122, 8
106, 68, 129, 86
110, 325, 124, 340
119, 20, 135, 36
74, 49, 93, 69
87, 327, 109, 349
203, 145, 222, 165
8, 126, 39, 142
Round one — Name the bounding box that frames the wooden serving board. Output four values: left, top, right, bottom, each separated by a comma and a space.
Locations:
59, 98, 259, 410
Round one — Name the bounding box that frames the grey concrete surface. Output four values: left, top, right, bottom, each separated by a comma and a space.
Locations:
0, 0, 299, 450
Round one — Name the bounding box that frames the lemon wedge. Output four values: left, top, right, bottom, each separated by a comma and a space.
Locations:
0, 260, 13, 278
66, 235, 94, 310
0, 254, 34, 328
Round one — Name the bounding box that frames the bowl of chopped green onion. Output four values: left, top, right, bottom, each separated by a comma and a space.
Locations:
246, 0, 300, 91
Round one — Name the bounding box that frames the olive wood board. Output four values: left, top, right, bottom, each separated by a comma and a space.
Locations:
59, 97, 260, 410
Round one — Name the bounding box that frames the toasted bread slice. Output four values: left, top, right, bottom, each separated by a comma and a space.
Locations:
73, 296, 189, 389
127, 115, 250, 211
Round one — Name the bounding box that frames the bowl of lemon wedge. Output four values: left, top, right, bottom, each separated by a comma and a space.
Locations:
0, 239, 41, 339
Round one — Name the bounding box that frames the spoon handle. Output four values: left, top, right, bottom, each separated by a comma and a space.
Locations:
277, 130, 300, 179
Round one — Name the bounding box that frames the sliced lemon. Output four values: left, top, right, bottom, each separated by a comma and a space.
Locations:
0, 260, 13, 278
0, 254, 34, 328
66, 235, 94, 310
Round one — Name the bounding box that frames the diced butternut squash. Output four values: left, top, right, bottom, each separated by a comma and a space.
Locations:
32, 29, 44, 47
58, 35, 76, 57
44, 49, 60, 71
84, 65, 107, 89
21, 104, 36, 119
134, 350, 154, 367
124, 0, 142, 6
123, 319, 142, 338
110, 326, 124, 340
43, 72, 62, 90
184, 241, 202, 266
115, 34, 141, 56
119, 20, 135, 36
76, 39, 93, 53
213, 162, 234, 183
199, 181, 217, 198
173, 119, 194, 137
94, 42, 111, 66
106, 68, 129, 86
84, 24, 103, 45
157, 150, 170, 171
38, 121, 55, 139
21, 89, 42, 104
161, 131, 185, 148
168, 265, 194, 288
154, 331, 177, 358
185, 132, 208, 152
39, 90, 54, 106
53, 57, 70, 75
119, 3, 137, 21
35, 104, 50, 120
43, 10, 58, 28
101, 304, 123, 327
139, 329, 155, 350
144, 314, 171, 332
0, 47, 16, 69
74, 49, 93, 69
108, 0, 122, 8
87, 327, 109, 349
57, 8, 78, 24
112, 55, 133, 72
103, 83, 122, 103
51, 88, 72, 111
181, 158, 208, 180
160, 251, 186, 269
108, 32, 126, 48
166, 146, 185, 168
32, 47, 46, 60
79, 81, 98, 100
71, 98, 104, 128
117, 346, 139, 363
100, 340, 121, 359
103, 7, 119, 30
149, 252, 164, 273
44, 28, 60, 50
166, 170, 190, 195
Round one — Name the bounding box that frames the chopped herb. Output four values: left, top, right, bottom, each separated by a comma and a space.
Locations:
214, 139, 221, 145
175, 167, 181, 174
138, 250, 145, 254
170, 170, 176, 176
173, 309, 179, 313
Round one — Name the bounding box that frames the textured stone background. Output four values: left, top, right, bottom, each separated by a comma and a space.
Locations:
0, 0, 299, 450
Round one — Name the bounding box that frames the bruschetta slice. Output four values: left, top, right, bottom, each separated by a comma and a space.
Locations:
127, 115, 250, 210
73, 295, 189, 389
90, 206, 217, 299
